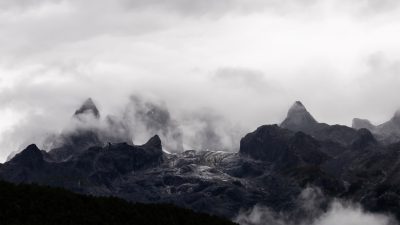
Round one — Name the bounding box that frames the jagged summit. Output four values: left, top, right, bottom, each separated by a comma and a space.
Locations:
280, 101, 360, 145
74, 98, 100, 119
352, 118, 374, 130
280, 101, 318, 132
15, 144, 42, 158
143, 135, 162, 149
10, 144, 44, 168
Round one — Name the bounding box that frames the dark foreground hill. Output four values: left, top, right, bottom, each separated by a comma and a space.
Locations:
0, 180, 236, 225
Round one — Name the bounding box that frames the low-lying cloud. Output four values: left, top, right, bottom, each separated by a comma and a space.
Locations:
4, 94, 245, 161
237, 202, 396, 225
235, 187, 398, 225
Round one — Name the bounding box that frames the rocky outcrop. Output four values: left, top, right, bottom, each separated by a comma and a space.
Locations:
280, 101, 318, 133
74, 98, 100, 119
239, 125, 328, 168
351, 128, 377, 150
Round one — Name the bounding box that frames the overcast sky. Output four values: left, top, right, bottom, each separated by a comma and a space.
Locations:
1, 0, 400, 161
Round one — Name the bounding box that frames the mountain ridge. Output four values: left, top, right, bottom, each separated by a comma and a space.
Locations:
2, 99, 400, 221
352, 108, 400, 144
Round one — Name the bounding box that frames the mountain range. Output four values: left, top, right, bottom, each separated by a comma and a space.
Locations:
2, 99, 400, 221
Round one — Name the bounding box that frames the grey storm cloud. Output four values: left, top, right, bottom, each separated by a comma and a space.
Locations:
2, 0, 400, 162
0, 0, 61, 9
0, 0, 310, 14
2, 0, 400, 17
213, 67, 276, 92
1, 0, 399, 59
351, 0, 400, 15
349, 53, 400, 123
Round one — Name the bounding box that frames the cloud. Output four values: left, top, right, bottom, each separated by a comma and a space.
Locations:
235, 187, 398, 225
179, 109, 244, 151
0, 92, 245, 161
236, 202, 396, 225
3, 0, 400, 18
343, 0, 400, 15
349, 52, 400, 124
2, 0, 400, 161
313, 202, 396, 225
0, 0, 313, 16
214, 67, 274, 92
0, 0, 62, 10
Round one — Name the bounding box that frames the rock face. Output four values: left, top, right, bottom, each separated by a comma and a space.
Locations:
351, 128, 377, 150
48, 129, 103, 161
240, 125, 328, 168
9, 144, 45, 170
3, 100, 400, 221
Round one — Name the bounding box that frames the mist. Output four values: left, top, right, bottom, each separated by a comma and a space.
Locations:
4, 94, 245, 161
2, 0, 400, 161
235, 187, 398, 225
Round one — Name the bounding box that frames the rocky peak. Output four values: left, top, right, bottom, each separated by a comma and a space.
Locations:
239, 125, 293, 162
352, 118, 375, 131
239, 125, 327, 168
74, 98, 100, 119
143, 135, 162, 150
14, 144, 42, 159
351, 128, 377, 150
10, 144, 44, 168
280, 101, 318, 131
